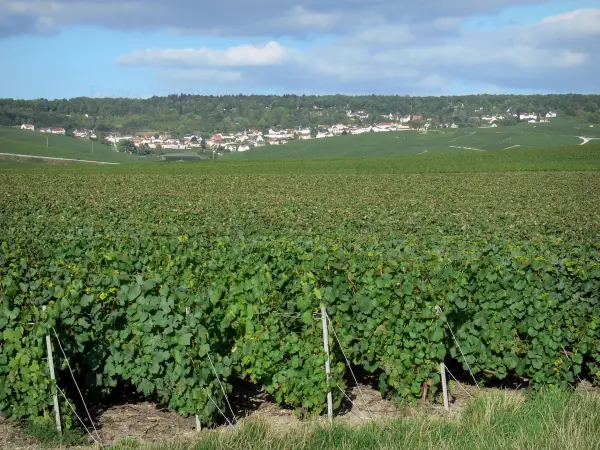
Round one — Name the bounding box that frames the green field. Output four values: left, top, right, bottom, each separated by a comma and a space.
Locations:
0, 127, 147, 164
1, 141, 599, 446
2, 119, 599, 166
227, 120, 600, 160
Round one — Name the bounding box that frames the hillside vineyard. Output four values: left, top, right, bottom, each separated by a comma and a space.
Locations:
1, 155, 599, 425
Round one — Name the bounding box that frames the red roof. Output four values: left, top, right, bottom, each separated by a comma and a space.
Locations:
52, 127, 65, 131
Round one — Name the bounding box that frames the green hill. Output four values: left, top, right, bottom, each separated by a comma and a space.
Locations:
0, 127, 146, 164
227, 120, 600, 160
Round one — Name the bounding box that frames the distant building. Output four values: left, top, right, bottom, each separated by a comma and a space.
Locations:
51, 127, 66, 135
520, 113, 538, 121
21, 124, 35, 131
545, 111, 557, 118
73, 129, 89, 138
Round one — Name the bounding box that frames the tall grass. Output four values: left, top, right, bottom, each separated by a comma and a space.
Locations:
110, 389, 600, 450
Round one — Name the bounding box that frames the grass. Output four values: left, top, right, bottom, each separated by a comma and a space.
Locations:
23, 418, 86, 448
0, 126, 147, 163
226, 119, 600, 160
108, 390, 600, 450
13, 142, 592, 175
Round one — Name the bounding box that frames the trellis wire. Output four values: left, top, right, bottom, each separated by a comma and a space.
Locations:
326, 313, 373, 420
56, 386, 98, 444
52, 328, 101, 443
444, 365, 474, 399
445, 322, 480, 389
202, 388, 235, 428
561, 344, 589, 392
334, 382, 369, 420
207, 352, 238, 425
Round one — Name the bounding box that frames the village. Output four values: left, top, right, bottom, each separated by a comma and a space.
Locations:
18, 110, 559, 153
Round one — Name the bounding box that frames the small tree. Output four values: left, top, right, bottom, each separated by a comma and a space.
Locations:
117, 139, 135, 153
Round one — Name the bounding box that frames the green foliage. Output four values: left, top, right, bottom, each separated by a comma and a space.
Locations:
1, 94, 599, 135
1, 152, 599, 428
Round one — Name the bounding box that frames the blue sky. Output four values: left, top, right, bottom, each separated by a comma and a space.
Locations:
1, 0, 598, 99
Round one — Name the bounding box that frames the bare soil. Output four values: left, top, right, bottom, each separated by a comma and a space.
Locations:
1, 381, 596, 449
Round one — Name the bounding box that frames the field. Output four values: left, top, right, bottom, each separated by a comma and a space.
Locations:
1, 144, 599, 447
228, 119, 600, 160
0, 127, 147, 164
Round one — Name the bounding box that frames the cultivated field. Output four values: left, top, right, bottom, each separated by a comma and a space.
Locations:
1, 144, 599, 447
0, 127, 143, 164
228, 119, 600, 159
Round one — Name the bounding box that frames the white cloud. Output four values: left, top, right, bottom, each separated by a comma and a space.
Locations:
112, 6, 598, 94
2, 0, 598, 95
116, 41, 298, 67
284, 6, 342, 29
0, 0, 549, 37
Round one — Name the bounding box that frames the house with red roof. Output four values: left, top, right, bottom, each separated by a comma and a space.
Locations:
73, 129, 89, 138
21, 124, 35, 131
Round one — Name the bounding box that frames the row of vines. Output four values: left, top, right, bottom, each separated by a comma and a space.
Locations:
2, 229, 599, 426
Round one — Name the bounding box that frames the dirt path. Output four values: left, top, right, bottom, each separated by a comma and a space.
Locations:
577, 137, 600, 146
0, 152, 120, 164
449, 145, 485, 152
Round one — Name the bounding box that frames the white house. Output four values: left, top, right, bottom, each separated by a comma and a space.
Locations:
520, 113, 538, 121
238, 145, 251, 152
546, 111, 557, 118
21, 124, 35, 131
73, 129, 89, 138
51, 127, 66, 135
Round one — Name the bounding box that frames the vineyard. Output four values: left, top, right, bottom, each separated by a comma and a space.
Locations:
1, 147, 600, 431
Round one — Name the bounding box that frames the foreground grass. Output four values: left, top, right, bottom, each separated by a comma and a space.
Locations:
111, 390, 600, 450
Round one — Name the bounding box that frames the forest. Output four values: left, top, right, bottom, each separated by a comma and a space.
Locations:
1, 93, 599, 136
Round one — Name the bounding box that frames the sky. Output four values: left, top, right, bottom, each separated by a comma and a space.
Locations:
0, 0, 599, 99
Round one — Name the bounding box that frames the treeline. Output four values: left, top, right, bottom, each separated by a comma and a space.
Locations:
1, 93, 599, 136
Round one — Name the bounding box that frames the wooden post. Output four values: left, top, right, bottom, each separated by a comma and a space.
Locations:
321, 305, 333, 423
440, 362, 449, 411
42, 306, 62, 433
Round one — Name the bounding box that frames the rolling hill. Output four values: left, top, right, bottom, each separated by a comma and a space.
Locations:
0, 127, 145, 164
227, 119, 600, 160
